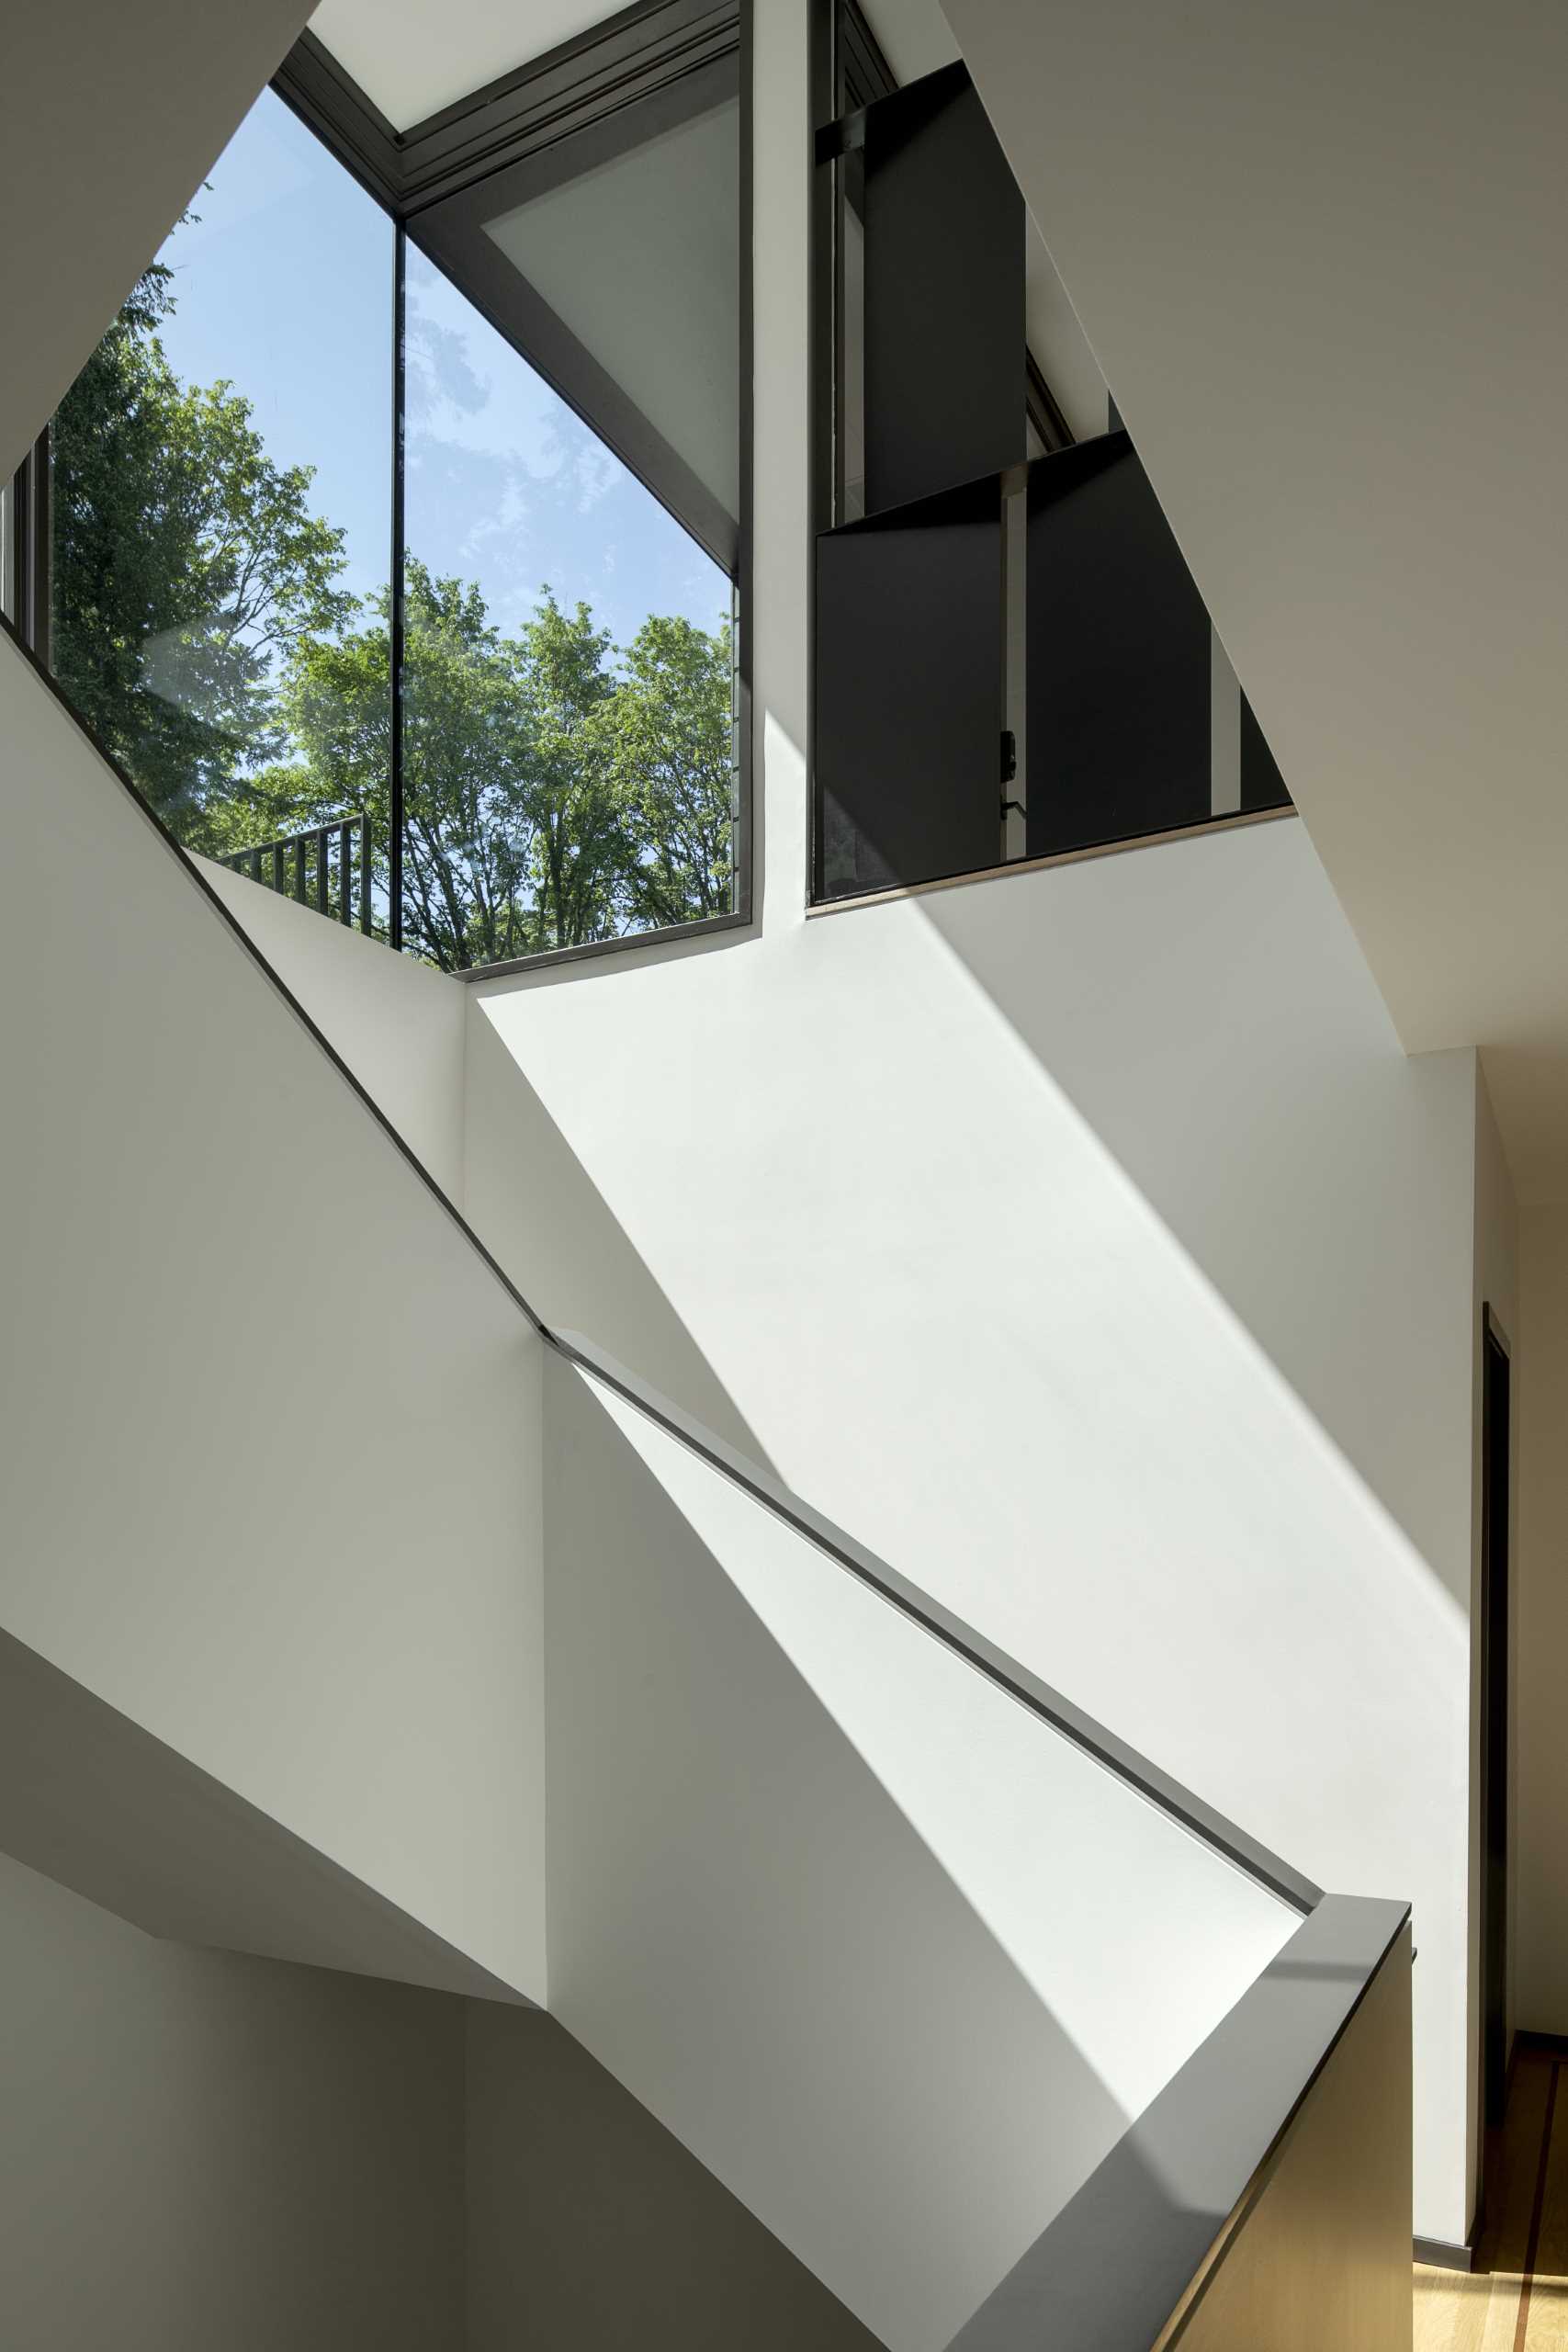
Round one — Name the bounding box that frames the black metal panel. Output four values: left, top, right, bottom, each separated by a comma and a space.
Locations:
1241, 690, 1292, 811
1026, 432, 1213, 858
862, 63, 1023, 513
815, 474, 1002, 898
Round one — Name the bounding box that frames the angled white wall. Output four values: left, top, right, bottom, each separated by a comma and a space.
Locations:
0, 636, 546, 2000
0, 1852, 467, 2352
936, 0, 1568, 1197
198, 859, 470, 1204
461, 0, 1483, 2245
0, 0, 315, 479
544, 1354, 1296, 2351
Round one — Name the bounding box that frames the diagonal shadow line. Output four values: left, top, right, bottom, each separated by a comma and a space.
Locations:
547, 1360, 1140, 2352
0, 1623, 533, 2005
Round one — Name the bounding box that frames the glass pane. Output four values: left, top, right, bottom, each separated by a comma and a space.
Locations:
48, 88, 393, 929
400, 235, 737, 970
482, 91, 741, 541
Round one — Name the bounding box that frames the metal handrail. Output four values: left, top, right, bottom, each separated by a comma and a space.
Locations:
546, 1326, 1323, 1916
221, 811, 372, 934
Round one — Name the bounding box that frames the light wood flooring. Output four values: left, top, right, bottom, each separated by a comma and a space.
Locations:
1416, 2045, 1568, 2349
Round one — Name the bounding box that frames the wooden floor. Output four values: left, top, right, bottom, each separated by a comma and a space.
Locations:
1416, 2046, 1568, 2349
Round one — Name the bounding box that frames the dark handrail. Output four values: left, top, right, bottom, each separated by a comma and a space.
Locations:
547, 1326, 1323, 1917
221, 811, 372, 934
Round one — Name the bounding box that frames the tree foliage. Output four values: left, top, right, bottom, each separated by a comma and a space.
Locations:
48, 243, 737, 963
51, 251, 350, 847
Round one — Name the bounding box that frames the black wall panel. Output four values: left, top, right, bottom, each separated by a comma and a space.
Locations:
1026, 434, 1213, 858
862, 63, 1023, 513
815, 475, 1002, 898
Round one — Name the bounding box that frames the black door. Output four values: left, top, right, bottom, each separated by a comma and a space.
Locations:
1480, 1309, 1511, 2134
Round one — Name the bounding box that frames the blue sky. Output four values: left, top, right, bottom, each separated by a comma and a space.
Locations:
152, 88, 728, 653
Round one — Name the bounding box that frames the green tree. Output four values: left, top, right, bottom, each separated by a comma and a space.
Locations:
607, 613, 736, 927
271, 573, 657, 971
49, 238, 738, 966
273, 560, 540, 969
50, 252, 351, 848
508, 593, 627, 954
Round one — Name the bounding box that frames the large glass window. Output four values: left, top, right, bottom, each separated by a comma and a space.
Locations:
47, 88, 392, 927
14, 11, 747, 974
401, 53, 741, 969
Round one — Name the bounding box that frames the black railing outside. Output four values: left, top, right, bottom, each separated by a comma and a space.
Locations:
221, 813, 373, 935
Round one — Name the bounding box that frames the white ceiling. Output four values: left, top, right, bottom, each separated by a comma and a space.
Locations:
947, 0, 1568, 1202
307, 0, 611, 130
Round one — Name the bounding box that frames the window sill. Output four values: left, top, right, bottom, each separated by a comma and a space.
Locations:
807, 802, 1297, 917
458, 906, 753, 986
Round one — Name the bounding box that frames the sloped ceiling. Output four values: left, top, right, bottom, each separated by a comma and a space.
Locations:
944, 0, 1568, 1200
1, 0, 314, 480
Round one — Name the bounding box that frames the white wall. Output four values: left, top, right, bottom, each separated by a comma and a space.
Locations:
0, 1850, 466, 2351
544, 1354, 1295, 2351
466, 2004, 884, 2351
458, 0, 1483, 2244
2, 1845, 875, 2352
0, 635, 546, 2001
1516, 1204, 1568, 2033
198, 859, 469, 1202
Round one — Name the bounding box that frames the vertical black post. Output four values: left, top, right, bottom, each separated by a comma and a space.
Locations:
734, 0, 754, 924
9, 429, 52, 662
807, 0, 836, 907
338, 820, 353, 922
1480, 1307, 1512, 2150
389, 223, 407, 953
315, 826, 331, 912
359, 813, 372, 933
296, 835, 309, 903
29, 428, 51, 673
272, 841, 285, 894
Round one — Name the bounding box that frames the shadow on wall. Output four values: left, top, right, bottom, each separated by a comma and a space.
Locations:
467, 2006, 887, 2352
0, 1624, 532, 2004
919, 817, 1476, 1611
464, 1005, 778, 1468
545, 1355, 1150, 2352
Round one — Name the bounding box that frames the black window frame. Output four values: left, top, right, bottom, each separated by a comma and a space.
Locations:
7, 0, 754, 981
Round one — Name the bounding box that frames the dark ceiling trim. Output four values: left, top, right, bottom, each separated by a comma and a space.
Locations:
400, 0, 736, 209
274, 0, 738, 220
272, 28, 403, 214
838, 0, 897, 112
